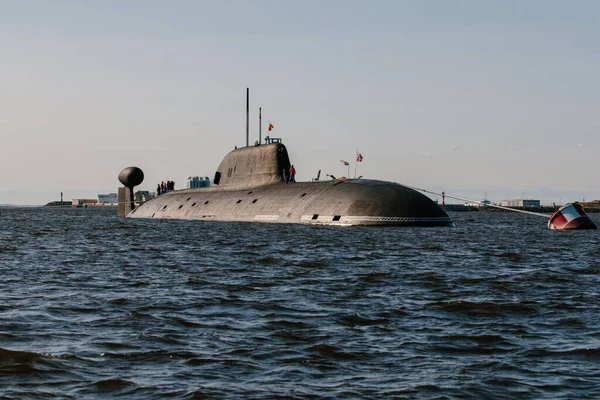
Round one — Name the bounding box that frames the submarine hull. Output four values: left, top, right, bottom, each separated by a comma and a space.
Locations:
128, 179, 453, 227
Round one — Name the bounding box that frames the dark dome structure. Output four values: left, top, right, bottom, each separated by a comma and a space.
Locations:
118, 167, 144, 189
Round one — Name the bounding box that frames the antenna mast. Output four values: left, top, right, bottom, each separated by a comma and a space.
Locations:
246, 88, 250, 147
259, 107, 262, 145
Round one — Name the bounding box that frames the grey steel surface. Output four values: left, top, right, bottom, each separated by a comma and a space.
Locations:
124, 143, 452, 226
128, 178, 452, 226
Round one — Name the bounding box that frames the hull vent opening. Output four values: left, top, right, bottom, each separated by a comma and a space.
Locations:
333, 215, 341, 221
312, 214, 319, 220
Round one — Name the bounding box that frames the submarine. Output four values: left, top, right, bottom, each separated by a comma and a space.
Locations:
119, 90, 453, 227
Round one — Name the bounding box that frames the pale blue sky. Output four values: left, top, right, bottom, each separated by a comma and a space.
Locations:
1, 1, 598, 205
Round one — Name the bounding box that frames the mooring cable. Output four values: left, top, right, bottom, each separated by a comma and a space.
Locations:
403, 184, 553, 219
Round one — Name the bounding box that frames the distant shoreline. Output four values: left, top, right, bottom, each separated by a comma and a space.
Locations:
443, 204, 600, 213
2, 203, 598, 213
0, 204, 42, 207
44, 201, 117, 208
45, 201, 72, 207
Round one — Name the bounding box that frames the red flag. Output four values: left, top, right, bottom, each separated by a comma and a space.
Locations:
268, 123, 274, 131
356, 152, 363, 162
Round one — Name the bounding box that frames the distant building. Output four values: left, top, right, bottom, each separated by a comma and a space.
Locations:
134, 190, 152, 203
500, 199, 541, 207
72, 198, 98, 207
186, 176, 211, 189
463, 199, 492, 208
98, 193, 118, 205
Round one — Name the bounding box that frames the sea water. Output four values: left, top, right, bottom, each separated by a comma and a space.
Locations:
1, 207, 600, 398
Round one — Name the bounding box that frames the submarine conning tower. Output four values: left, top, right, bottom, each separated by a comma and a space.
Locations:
213, 142, 291, 189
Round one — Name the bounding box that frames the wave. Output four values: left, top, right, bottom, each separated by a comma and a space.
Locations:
0, 347, 80, 363
305, 344, 371, 361
434, 300, 538, 317
0, 347, 82, 377
99, 349, 196, 361
0, 348, 39, 363
526, 347, 600, 358
337, 313, 390, 327
91, 378, 136, 391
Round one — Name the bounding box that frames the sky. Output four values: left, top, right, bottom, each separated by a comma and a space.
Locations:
1, 0, 598, 205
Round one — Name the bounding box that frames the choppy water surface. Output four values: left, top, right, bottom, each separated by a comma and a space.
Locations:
1, 207, 600, 399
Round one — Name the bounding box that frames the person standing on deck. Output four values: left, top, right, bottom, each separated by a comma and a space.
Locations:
289, 165, 296, 183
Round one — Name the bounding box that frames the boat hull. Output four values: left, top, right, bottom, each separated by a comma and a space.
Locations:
128, 179, 453, 227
